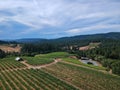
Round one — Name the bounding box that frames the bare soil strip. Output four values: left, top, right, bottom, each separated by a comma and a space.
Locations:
0, 73, 13, 90
8, 70, 28, 90
0, 58, 113, 76
13, 70, 35, 90
20, 59, 60, 69
0, 59, 60, 73
0, 45, 21, 53
0, 58, 116, 90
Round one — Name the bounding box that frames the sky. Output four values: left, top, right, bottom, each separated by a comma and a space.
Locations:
0, 0, 120, 39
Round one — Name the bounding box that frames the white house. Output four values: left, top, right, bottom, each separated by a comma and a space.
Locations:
15, 57, 23, 61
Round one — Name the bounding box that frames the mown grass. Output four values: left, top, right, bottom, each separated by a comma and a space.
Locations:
61, 57, 106, 70
22, 52, 71, 65
35, 52, 71, 58
24, 52, 106, 70
22, 56, 54, 65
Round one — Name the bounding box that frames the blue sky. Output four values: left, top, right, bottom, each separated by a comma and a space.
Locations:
0, 0, 120, 39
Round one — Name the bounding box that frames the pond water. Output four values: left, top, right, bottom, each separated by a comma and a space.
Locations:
80, 59, 99, 66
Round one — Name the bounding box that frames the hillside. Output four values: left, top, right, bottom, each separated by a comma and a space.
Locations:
79, 42, 100, 51
0, 44, 21, 53
0, 40, 8, 44
0, 52, 120, 90
0, 32, 120, 90
15, 38, 48, 43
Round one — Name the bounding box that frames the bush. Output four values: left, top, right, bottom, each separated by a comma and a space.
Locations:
0, 49, 6, 58
87, 62, 93, 65
112, 61, 120, 75
101, 59, 116, 68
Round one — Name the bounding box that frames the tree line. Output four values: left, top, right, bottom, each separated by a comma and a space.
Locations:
70, 39, 120, 75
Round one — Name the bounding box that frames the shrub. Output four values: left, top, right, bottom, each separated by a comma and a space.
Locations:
112, 61, 120, 75
87, 62, 93, 65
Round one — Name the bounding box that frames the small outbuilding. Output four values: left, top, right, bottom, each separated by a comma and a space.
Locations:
15, 57, 23, 61
81, 57, 89, 60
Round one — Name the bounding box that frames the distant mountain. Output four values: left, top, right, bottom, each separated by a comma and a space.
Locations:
56, 32, 120, 41
14, 38, 48, 43
0, 40, 8, 44
1, 32, 120, 43
49, 32, 120, 45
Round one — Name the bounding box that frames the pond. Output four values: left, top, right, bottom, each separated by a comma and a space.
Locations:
80, 59, 100, 66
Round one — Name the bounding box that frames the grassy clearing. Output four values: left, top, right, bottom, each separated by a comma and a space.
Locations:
22, 52, 71, 65
23, 52, 106, 70
35, 52, 71, 58
43, 62, 120, 90
79, 42, 100, 51
61, 57, 106, 70
0, 44, 21, 53
22, 56, 54, 65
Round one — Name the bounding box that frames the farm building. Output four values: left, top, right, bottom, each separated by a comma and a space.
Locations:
15, 57, 23, 61
81, 57, 89, 60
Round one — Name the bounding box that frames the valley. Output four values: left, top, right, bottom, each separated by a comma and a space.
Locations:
0, 32, 120, 90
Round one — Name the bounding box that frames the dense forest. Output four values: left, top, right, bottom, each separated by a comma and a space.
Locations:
21, 43, 62, 56
70, 39, 120, 75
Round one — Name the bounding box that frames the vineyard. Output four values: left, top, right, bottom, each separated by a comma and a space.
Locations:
0, 55, 78, 90
0, 52, 120, 90
43, 62, 120, 90
0, 57, 26, 71
0, 69, 78, 90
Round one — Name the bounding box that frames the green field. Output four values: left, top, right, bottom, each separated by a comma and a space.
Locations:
43, 62, 120, 90
22, 56, 54, 66
32, 52, 106, 70
61, 57, 106, 70
35, 52, 71, 58
22, 52, 71, 65
23, 52, 106, 70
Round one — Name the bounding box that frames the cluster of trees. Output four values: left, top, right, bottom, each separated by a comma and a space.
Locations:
70, 39, 120, 75
75, 40, 120, 59
92, 40, 120, 59
112, 61, 120, 75
21, 43, 63, 56
0, 49, 6, 58
20, 39, 98, 56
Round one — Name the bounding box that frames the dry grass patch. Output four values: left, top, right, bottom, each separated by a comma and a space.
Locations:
0, 44, 21, 53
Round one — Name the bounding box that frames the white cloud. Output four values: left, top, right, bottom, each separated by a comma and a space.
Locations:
66, 24, 120, 34
0, 0, 64, 29
0, 0, 120, 38
66, 29, 80, 34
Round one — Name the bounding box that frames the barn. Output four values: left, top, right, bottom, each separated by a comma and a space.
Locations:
15, 57, 23, 61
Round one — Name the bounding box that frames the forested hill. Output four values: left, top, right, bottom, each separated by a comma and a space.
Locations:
15, 38, 48, 43
57, 32, 120, 40
0, 40, 8, 44
0, 32, 120, 46
14, 32, 120, 43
